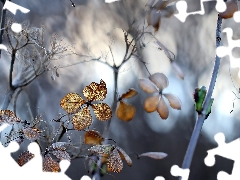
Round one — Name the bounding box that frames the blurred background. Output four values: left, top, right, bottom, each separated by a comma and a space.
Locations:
1, 0, 240, 179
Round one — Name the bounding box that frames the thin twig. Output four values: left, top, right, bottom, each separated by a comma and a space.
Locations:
179, 15, 222, 179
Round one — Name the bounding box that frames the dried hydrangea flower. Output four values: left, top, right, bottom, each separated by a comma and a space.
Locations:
139, 73, 181, 119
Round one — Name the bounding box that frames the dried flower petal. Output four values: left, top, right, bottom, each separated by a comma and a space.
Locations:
83, 79, 107, 101
116, 146, 132, 166
60, 93, 85, 113
164, 93, 181, 110
88, 144, 115, 155
52, 150, 71, 161
72, 106, 92, 130
139, 79, 158, 94
144, 94, 159, 113
107, 148, 123, 173
92, 103, 112, 121
43, 155, 60, 172
84, 130, 103, 145
157, 96, 169, 119
120, 88, 138, 99
116, 101, 135, 122
0, 110, 21, 124
50, 142, 67, 151
18, 151, 34, 166
153, 0, 169, 10
23, 127, 41, 141
149, 73, 169, 90
139, 152, 167, 159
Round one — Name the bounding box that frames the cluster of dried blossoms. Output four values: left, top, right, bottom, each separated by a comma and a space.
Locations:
1, 73, 180, 174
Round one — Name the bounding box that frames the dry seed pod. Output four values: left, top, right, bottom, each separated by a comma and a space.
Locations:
219, 0, 238, 19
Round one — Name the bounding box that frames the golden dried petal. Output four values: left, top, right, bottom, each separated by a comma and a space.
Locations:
23, 127, 41, 141
60, 93, 85, 113
83, 79, 107, 101
149, 73, 169, 90
84, 130, 104, 145
164, 93, 181, 110
144, 94, 159, 113
0, 110, 21, 124
116, 101, 135, 122
18, 151, 34, 166
120, 88, 138, 99
43, 155, 60, 172
139, 79, 158, 94
116, 146, 132, 167
157, 96, 169, 119
72, 106, 92, 130
107, 148, 123, 173
92, 103, 112, 121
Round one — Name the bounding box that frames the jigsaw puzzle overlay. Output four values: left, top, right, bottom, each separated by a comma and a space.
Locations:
1, 0, 240, 180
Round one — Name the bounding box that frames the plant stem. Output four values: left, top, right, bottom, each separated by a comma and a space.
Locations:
179, 15, 222, 179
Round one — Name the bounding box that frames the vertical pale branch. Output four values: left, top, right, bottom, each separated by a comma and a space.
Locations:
179, 15, 222, 179
0, 0, 7, 58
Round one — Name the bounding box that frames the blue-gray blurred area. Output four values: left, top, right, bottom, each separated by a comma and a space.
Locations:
1, 0, 240, 180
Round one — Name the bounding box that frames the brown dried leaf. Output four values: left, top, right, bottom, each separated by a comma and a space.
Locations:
139, 152, 167, 159
219, 0, 238, 19
18, 151, 34, 166
0, 110, 21, 124
157, 97, 169, 119
116, 146, 132, 167
72, 106, 92, 130
92, 103, 112, 121
149, 73, 169, 90
83, 79, 107, 101
120, 88, 138, 99
139, 79, 158, 94
164, 93, 181, 110
150, 9, 161, 31
107, 148, 123, 173
144, 94, 159, 113
43, 155, 60, 172
60, 93, 85, 113
84, 130, 103, 145
116, 101, 135, 122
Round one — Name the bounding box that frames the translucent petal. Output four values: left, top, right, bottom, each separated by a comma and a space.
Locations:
83, 79, 107, 101
92, 103, 112, 121
120, 88, 138, 99
116, 101, 135, 122
157, 96, 169, 119
88, 144, 115, 155
50, 142, 67, 151
72, 106, 92, 130
107, 148, 123, 173
52, 150, 71, 161
164, 93, 181, 110
18, 151, 34, 166
60, 93, 85, 113
43, 155, 60, 172
139, 152, 168, 159
84, 130, 103, 145
139, 79, 158, 93
0, 110, 21, 124
116, 146, 132, 166
149, 73, 169, 90
144, 94, 159, 113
